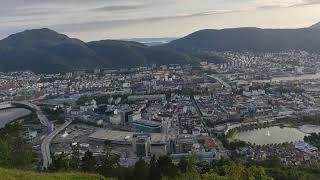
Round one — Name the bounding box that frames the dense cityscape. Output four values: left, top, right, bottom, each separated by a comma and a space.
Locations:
3, 0, 320, 179
1, 50, 320, 179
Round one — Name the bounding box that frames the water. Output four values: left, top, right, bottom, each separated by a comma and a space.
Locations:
299, 125, 320, 134
232, 126, 307, 145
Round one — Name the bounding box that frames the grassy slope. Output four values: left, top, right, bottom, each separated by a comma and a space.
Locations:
0, 168, 107, 180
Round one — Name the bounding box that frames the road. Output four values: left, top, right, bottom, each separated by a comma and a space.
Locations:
7, 101, 73, 168
11, 101, 51, 127
41, 120, 72, 168
207, 74, 232, 90
190, 96, 209, 134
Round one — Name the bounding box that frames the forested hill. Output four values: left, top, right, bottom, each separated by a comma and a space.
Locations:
164, 27, 320, 52
0, 28, 197, 73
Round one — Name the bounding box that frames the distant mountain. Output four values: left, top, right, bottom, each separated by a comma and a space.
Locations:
164, 27, 320, 52
0, 29, 196, 73
123, 38, 177, 46
0, 29, 103, 73
310, 22, 320, 29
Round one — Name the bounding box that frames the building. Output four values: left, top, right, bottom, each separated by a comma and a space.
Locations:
132, 134, 152, 157
133, 119, 162, 133
128, 94, 166, 102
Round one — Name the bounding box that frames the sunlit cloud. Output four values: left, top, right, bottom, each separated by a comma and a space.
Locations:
0, 0, 319, 41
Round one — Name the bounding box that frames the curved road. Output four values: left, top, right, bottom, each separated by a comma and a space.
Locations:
41, 120, 72, 168
11, 101, 71, 168
11, 101, 51, 127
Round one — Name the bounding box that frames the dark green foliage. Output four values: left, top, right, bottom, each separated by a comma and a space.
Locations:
49, 152, 69, 172
178, 156, 188, 173
218, 133, 248, 150
69, 144, 81, 170
265, 167, 319, 180
149, 155, 161, 180
0, 29, 198, 73
276, 115, 320, 127
0, 29, 100, 73
81, 151, 97, 172
42, 106, 65, 124
0, 124, 34, 169
196, 161, 211, 174
304, 133, 320, 148
186, 50, 225, 64
48, 151, 320, 180
97, 152, 120, 177
165, 27, 320, 52
133, 159, 149, 180
157, 156, 178, 178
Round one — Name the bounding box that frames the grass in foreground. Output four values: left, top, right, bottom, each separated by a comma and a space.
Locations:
0, 168, 107, 180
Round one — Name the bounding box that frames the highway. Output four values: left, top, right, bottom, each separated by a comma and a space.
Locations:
10, 101, 72, 168
11, 101, 51, 127
41, 120, 72, 168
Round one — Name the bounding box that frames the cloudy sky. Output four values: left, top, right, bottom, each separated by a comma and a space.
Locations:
1, 0, 320, 41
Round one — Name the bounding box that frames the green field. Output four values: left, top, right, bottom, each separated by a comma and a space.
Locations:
0, 168, 107, 180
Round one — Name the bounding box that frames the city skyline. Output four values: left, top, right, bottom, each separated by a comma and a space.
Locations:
1, 0, 320, 41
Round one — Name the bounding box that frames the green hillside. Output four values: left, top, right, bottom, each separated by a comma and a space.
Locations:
165, 27, 320, 52
0, 168, 107, 180
0, 28, 198, 73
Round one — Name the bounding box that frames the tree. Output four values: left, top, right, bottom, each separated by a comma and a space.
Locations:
223, 161, 246, 180
178, 156, 188, 173
245, 166, 271, 180
0, 124, 33, 169
81, 150, 97, 172
133, 158, 149, 180
157, 155, 178, 178
49, 152, 69, 171
149, 155, 161, 180
196, 161, 211, 174
69, 144, 81, 170
97, 151, 120, 177
202, 170, 228, 180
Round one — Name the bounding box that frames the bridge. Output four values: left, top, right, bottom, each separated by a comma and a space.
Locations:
207, 74, 232, 90
9, 101, 72, 168
11, 101, 51, 127
41, 120, 72, 168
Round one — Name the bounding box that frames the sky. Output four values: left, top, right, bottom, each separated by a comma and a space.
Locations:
1, 0, 320, 41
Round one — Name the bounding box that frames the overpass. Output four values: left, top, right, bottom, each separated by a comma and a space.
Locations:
11, 101, 51, 128
207, 74, 232, 90
10, 101, 61, 168
41, 120, 72, 168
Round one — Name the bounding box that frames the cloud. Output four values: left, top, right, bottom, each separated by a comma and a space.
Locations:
0, 0, 319, 40
290, 0, 320, 7
93, 4, 146, 12
49, 8, 249, 34
256, 0, 320, 9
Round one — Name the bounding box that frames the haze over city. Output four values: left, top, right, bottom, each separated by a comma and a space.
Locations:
1, 0, 320, 41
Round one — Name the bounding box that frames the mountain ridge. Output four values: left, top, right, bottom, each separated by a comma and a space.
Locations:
0, 28, 197, 73
3, 25, 320, 73
310, 22, 320, 29
164, 27, 320, 52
